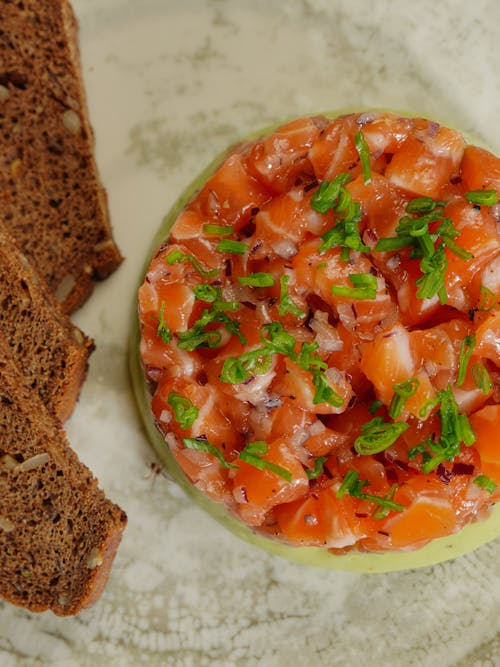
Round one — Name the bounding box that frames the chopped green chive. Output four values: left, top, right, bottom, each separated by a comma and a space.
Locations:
305, 456, 328, 479
474, 474, 498, 494
193, 284, 218, 303
388, 377, 420, 419
237, 272, 275, 287
354, 417, 409, 456
177, 308, 246, 351
406, 197, 447, 214
471, 363, 492, 394
368, 399, 384, 415
337, 470, 404, 516
239, 441, 292, 482
183, 437, 238, 469
354, 130, 372, 185
165, 249, 218, 278
456, 334, 476, 386
193, 284, 238, 311
418, 396, 441, 419
478, 285, 497, 312
311, 174, 352, 214
375, 236, 415, 252
260, 322, 296, 357
295, 341, 328, 372
415, 244, 448, 304
203, 224, 234, 235
279, 274, 306, 319
216, 239, 249, 255
416, 386, 476, 473
331, 273, 377, 300
375, 197, 474, 304
465, 189, 499, 206
311, 175, 368, 259
220, 347, 273, 384
156, 300, 172, 344
167, 392, 199, 430
177, 328, 222, 351
312, 371, 344, 407
371, 484, 401, 520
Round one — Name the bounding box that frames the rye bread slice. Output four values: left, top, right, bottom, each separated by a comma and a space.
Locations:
0, 331, 127, 615
0, 224, 93, 422
0, 0, 123, 313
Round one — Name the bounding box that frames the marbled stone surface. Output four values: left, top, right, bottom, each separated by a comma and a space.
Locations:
0, 1, 499, 665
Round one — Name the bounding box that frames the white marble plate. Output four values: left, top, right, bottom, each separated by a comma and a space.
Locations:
1, 1, 499, 665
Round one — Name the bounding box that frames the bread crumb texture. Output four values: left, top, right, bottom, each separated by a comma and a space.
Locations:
0, 0, 122, 312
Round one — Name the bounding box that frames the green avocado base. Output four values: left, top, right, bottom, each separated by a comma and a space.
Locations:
129, 111, 500, 572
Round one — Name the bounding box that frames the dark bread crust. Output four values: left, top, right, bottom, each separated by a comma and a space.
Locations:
0, 224, 94, 421
0, 0, 123, 313
0, 332, 127, 615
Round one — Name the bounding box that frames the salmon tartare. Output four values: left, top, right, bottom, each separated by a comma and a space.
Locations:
136, 111, 500, 556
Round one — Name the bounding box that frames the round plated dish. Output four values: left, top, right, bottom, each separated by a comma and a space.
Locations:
131, 111, 500, 571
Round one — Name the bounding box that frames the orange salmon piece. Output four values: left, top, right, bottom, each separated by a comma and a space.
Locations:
475, 310, 500, 365
469, 405, 500, 495
272, 356, 352, 415
460, 144, 500, 191
196, 152, 270, 229
232, 438, 309, 525
385, 125, 464, 198
247, 116, 321, 194
152, 377, 244, 451
387, 477, 458, 549
309, 116, 360, 182
358, 112, 413, 155
251, 188, 328, 259
276, 485, 373, 549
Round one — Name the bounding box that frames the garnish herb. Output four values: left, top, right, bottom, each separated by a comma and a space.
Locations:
183, 437, 238, 469
260, 322, 296, 357
337, 469, 404, 517
354, 417, 409, 455
237, 272, 275, 287
305, 456, 327, 480
311, 174, 368, 259
375, 197, 473, 304
478, 285, 497, 312
295, 341, 328, 372
456, 334, 476, 386
156, 300, 172, 344
312, 370, 344, 407
474, 474, 498, 495
354, 130, 372, 185
279, 274, 306, 319
418, 396, 441, 419
465, 189, 499, 206
410, 386, 476, 473
239, 441, 292, 482
415, 243, 448, 304
177, 309, 246, 351
331, 273, 377, 300
193, 284, 238, 311
368, 399, 383, 415
167, 392, 199, 429
471, 363, 492, 394
203, 224, 234, 235
220, 348, 272, 384
388, 377, 420, 419
165, 249, 218, 278
216, 239, 249, 255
